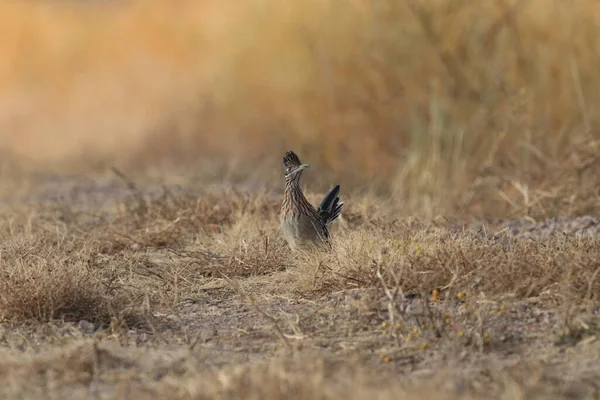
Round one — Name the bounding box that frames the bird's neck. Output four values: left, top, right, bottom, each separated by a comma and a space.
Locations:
284, 176, 299, 192
284, 176, 307, 202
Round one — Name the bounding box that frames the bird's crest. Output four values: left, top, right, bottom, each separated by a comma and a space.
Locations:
283, 151, 302, 168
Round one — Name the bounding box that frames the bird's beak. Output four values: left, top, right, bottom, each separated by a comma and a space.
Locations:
285, 164, 310, 178
294, 164, 309, 174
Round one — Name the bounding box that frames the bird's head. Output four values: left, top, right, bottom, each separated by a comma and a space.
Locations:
283, 151, 309, 180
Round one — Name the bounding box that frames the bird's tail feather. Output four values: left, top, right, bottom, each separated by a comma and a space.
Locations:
318, 184, 344, 225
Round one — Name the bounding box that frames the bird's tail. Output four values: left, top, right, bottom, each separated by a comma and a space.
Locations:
318, 184, 344, 226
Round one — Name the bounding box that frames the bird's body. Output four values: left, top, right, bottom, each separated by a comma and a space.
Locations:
280, 151, 344, 251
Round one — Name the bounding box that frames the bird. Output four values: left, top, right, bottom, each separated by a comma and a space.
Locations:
280, 151, 344, 251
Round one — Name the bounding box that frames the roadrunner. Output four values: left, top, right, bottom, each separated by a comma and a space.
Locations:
280, 151, 344, 250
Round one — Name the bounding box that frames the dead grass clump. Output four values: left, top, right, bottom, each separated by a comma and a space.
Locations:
0, 272, 106, 324
0, 228, 146, 326
281, 225, 600, 307
0, 236, 109, 323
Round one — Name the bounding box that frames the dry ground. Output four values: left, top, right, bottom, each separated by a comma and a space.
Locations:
0, 171, 598, 400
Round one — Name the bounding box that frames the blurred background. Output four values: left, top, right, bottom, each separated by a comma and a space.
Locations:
1, 0, 599, 218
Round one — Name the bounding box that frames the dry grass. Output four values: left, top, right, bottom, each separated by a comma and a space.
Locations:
1, 0, 600, 398
0, 176, 598, 399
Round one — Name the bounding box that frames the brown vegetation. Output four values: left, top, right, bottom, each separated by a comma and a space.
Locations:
0, 176, 598, 399
0, 1, 600, 399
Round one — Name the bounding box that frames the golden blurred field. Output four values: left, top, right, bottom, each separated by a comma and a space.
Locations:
1, 0, 600, 216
